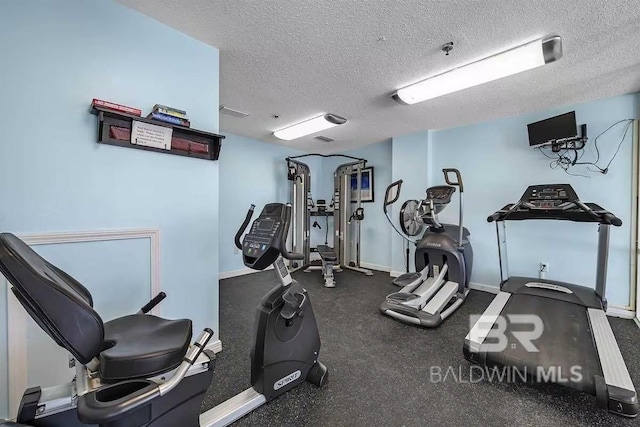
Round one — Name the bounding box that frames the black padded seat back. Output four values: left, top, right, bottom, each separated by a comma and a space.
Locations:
0, 233, 104, 364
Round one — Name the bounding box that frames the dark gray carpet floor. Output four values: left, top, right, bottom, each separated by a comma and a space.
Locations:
202, 269, 640, 427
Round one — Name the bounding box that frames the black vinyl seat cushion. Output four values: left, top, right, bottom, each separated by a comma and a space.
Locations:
100, 314, 192, 381
316, 245, 337, 262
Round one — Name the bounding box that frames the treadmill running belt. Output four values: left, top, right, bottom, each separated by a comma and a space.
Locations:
485, 294, 603, 395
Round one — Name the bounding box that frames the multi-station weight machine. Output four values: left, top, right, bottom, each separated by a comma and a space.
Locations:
286, 154, 373, 287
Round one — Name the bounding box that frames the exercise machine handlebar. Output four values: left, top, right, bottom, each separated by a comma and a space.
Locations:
443, 168, 464, 192
138, 292, 167, 314
487, 212, 502, 223
603, 212, 622, 226
487, 198, 621, 226
383, 179, 403, 214
235, 204, 256, 249
442, 169, 465, 249
382, 180, 418, 245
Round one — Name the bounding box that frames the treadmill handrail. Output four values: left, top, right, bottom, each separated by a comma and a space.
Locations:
487, 200, 621, 226
487, 201, 522, 223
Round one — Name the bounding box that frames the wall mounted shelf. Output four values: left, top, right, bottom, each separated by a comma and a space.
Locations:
91, 106, 225, 160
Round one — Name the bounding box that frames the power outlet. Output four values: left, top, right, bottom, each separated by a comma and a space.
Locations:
539, 262, 549, 279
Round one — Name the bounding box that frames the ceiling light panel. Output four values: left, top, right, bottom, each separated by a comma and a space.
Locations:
273, 114, 347, 141
393, 36, 563, 105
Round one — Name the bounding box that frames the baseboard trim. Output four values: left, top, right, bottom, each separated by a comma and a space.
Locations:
606, 305, 635, 319
219, 265, 273, 280
469, 282, 499, 294
390, 270, 404, 278
360, 262, 391, 273
205, 339, 222, 353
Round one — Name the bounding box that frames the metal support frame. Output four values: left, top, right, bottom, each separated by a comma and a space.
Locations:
496, 221, 509, 284
334, 161, 373, 276
495, 210, 611, 300
457, 191, 464, 247
632, 119, 639, 313
286, 154, 372, 278
595, 223, 611, 301
286, 159, 310, 271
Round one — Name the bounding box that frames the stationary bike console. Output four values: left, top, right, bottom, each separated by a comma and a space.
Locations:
235, 203, 303, 270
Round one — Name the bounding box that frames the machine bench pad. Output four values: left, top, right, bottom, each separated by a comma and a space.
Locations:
316, 245, 337, 262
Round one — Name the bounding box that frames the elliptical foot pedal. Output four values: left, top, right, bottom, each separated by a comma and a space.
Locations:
387, 292, 419, 303
307, 361, 328, 387
393, 272, 422, 287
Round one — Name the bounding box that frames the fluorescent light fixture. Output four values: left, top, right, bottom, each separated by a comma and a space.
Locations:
273, 114, 347, 141
393, 36, 563, 105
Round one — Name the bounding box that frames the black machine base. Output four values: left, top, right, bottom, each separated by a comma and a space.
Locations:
16, 359, 215, 427
463, 279, 638, 418
251, 279, 325, 401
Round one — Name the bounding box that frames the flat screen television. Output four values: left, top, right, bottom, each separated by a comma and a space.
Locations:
527, 111, 577, 147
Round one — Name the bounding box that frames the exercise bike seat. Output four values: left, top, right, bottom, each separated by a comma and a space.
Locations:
0, 233, 193, 382
101, 314, 192, 381
316, 245, 337, 262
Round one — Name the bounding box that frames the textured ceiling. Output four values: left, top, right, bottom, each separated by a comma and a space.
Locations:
117, 0, 640, 153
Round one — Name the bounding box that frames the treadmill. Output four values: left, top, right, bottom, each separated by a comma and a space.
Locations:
464, 184, 638, 417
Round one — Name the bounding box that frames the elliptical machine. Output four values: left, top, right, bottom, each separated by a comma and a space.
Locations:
0, 202, 327, 427
380, 168, 473, 327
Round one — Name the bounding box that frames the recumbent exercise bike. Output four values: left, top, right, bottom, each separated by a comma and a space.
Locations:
0, 202, 327, 427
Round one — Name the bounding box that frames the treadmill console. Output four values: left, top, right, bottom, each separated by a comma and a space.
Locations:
425, 185, 456, 205
242, 204, 286, 270
523, 184, 578, 209
487, 183, 621, 225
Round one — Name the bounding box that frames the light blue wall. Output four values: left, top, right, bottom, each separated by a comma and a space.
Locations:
333, 140, 393, 269
390, 132, 430, 273
218, 134, 304, 274
0, 0, 220, 418
432, 93, 639, 306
